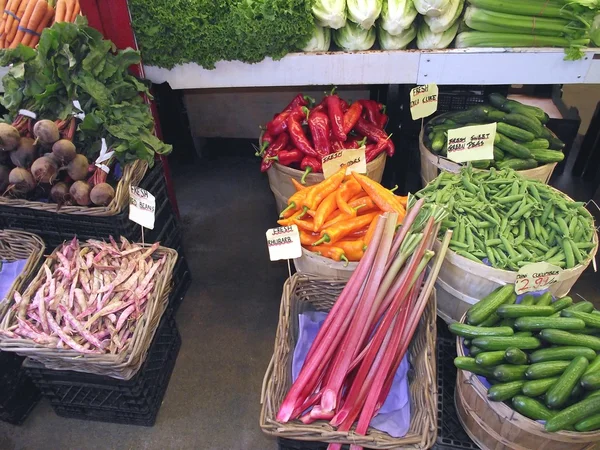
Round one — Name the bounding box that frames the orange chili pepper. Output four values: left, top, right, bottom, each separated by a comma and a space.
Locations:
350, 192, 368, 202
312, 244, 348, 265
364, 214, 381, 246
346, 227, 368, 239
291, 178, 306, 192
348, 196, 377, 212
293, 217, 316, 232
322, 212, 351, 229
302, 167, 345, 211
396, 195, 408, 207
280, 185, 315, 218
299, 230, 320, 246
335, 239, 366, 261
313, 191, 338, 231
336, 178, 363, 218
278, 207, 308, 226
351, 172, 406, 221
313, 212, 379, 246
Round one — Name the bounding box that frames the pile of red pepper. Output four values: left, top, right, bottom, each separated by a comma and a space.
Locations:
257, 91, 395, 182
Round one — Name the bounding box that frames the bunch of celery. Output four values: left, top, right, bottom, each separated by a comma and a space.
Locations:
455, 0, 599, 60
276, 203, 451, 450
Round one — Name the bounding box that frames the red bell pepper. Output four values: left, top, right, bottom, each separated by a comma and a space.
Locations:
266, 149, 303, 166
342, 103, 364, 135
300, 156, 323, 184
308, 111, 331, 157
260, 133, 289, 172
325, 94, 347, 142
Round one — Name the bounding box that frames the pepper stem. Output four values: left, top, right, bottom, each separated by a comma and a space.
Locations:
380, 104, 387, 114
256, 140, 269, 157
302, 106, 311, 121
353, 204, 366, 212
297, 206, 309, 220
304, 95, 316, 107
341, 255, 349, 267
265, 155, 279, 162
279, 202, 297, 218
357, 137, 367, 147
389, 185, 398, 193
301, 167, 312, 184
312, 234, 330, 246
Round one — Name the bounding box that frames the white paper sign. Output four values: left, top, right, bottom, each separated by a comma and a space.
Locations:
129, 186, 155, 230
447, 123, 496, 163
322, 148, 367, 179
19, 109, 37, 119
409, 84, 438, 120
266, 225, 302, 261
515, 262, 563, 295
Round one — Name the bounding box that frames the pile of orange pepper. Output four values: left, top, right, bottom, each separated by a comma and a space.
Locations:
277, 168, 407, 264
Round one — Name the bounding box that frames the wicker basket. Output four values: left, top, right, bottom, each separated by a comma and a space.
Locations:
0, 242, 178, 380
0, 230, 45, 322
455, 313, 600, 449
0, 160, 148, 216
260, 274, 437, 449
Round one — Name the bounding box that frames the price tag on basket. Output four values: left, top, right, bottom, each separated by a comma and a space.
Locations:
515, 262, 563, 295
446, 123, 496, 163
129, 186, 156, 231
266, 225, 302, 262
322, 147, 367, 179
409, 84, 438, 120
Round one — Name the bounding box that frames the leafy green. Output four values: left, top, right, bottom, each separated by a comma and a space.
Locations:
128, 0, 314, 69
0, 17, 171, 166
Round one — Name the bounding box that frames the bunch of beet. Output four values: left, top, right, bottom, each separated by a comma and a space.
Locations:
0, 119, 115, 207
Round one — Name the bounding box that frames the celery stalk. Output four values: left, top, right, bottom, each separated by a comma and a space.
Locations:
467, 0, 579, 20
455, 31, 590, 47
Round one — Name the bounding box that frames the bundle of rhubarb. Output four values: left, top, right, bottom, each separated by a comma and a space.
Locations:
0, 237, 167, 356
257, 91, 394, 177
278, 169, 407, 263
276, 200, 451, 449
0, 0, 81, 49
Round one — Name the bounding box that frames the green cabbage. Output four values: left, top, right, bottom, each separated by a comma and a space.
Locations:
313, 0, 347, 29
334, 21, 377, 50
347, 0, 383, 30
380, 0, 418, 35
417, 19, 459, 48
424, 0, 464, 33
302, 24, 332, 51
413, 0, 451, 17
378, 23, 417, 49
590, 14, 600, 46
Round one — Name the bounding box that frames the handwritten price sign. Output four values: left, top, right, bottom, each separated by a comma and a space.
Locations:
129, 186, 156, 230
322, 148, 367, 179
266, 225, 302, 261
409, 83, 438, 120
515, 262, 563, 295
446, 123, 496, 163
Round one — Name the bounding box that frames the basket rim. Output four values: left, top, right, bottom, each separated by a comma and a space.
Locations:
455, 311, 600, 440
270, 151, 386, 177
0, 241, 178, 379
259, 273, 438, 449
0, 160, 148, 217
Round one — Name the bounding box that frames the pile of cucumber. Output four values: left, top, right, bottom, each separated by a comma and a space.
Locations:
424, 93, 565, 171
415, 167, 596, 270
450, 284, 600, 432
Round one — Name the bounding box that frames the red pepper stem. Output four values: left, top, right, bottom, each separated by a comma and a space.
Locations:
302, 106, 310, 121
297, 206, 309, 220
312, 234, 331, 246
304, 95, 315, 107
256, 140, 269, 157
301, 167, 312, 184
329, 86, 337, 96
279, 202, 297, 218
358, 137, 367, 147
265, 155, 279, 162
380, 105, 387, 114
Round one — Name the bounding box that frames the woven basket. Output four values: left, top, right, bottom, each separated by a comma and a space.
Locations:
455, 313, 600, 449
0, 242, 178, 380
0, 160, 148, 216
260, 274, 437, 449
0, 230, 45, 322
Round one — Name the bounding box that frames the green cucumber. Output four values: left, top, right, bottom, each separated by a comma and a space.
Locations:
467, 285, 515, 325
454, 356, 496, 377
514, 316, 586, 331
496, 305, 555, 318
564, 301, 595, 313
530, 148, 565, 164
488, 381, 525, 401
581, 372, 600, 391
546, 356, 589, 409
526, 361, 571, 379
503, 113, 544, 137
570, 327, 600, 335
478, 313, 501, 327
584, 355, 600, 376
535, 292, 553, 307
530, 347, 598, 363
449, 323, 514, 339
496, 122, 535, 142
514, 331, 534, 337
546, 395, 600, 431
505, 347, 529, 365
520, 295, 535, 306
472, 336, 541, 351
464, 339, 471, 346
521, 138, 550, 150
539, 329, 600, 351
470, 345, 484, 356
493, 364, 529, 382
493, 146, 505, 161
471, 160, 492, 169
539, 127, 565, 150
551, 296, 573, 312
496, 158, 538, 171
476, 351, 507, 367
522, 377, 559, 397
575, 413, 600, 431
431, 131, 445, 153
512, 396, 556, 421
495, 133, 533, 159
561, 310, 600, 329
489, 94, 549, 124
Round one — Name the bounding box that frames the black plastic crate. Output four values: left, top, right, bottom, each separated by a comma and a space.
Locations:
23, 309, 181, 426
169, 255, 191, 313
0, 162, 180, 250
0, 352, 40, 425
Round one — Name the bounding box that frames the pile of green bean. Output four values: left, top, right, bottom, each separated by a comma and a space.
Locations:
415, 167, 597, 270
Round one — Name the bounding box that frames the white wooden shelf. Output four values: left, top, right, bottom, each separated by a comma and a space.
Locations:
144, 48, 600, 89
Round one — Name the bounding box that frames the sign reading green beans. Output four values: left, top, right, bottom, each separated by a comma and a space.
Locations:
414, 167, 597, 270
